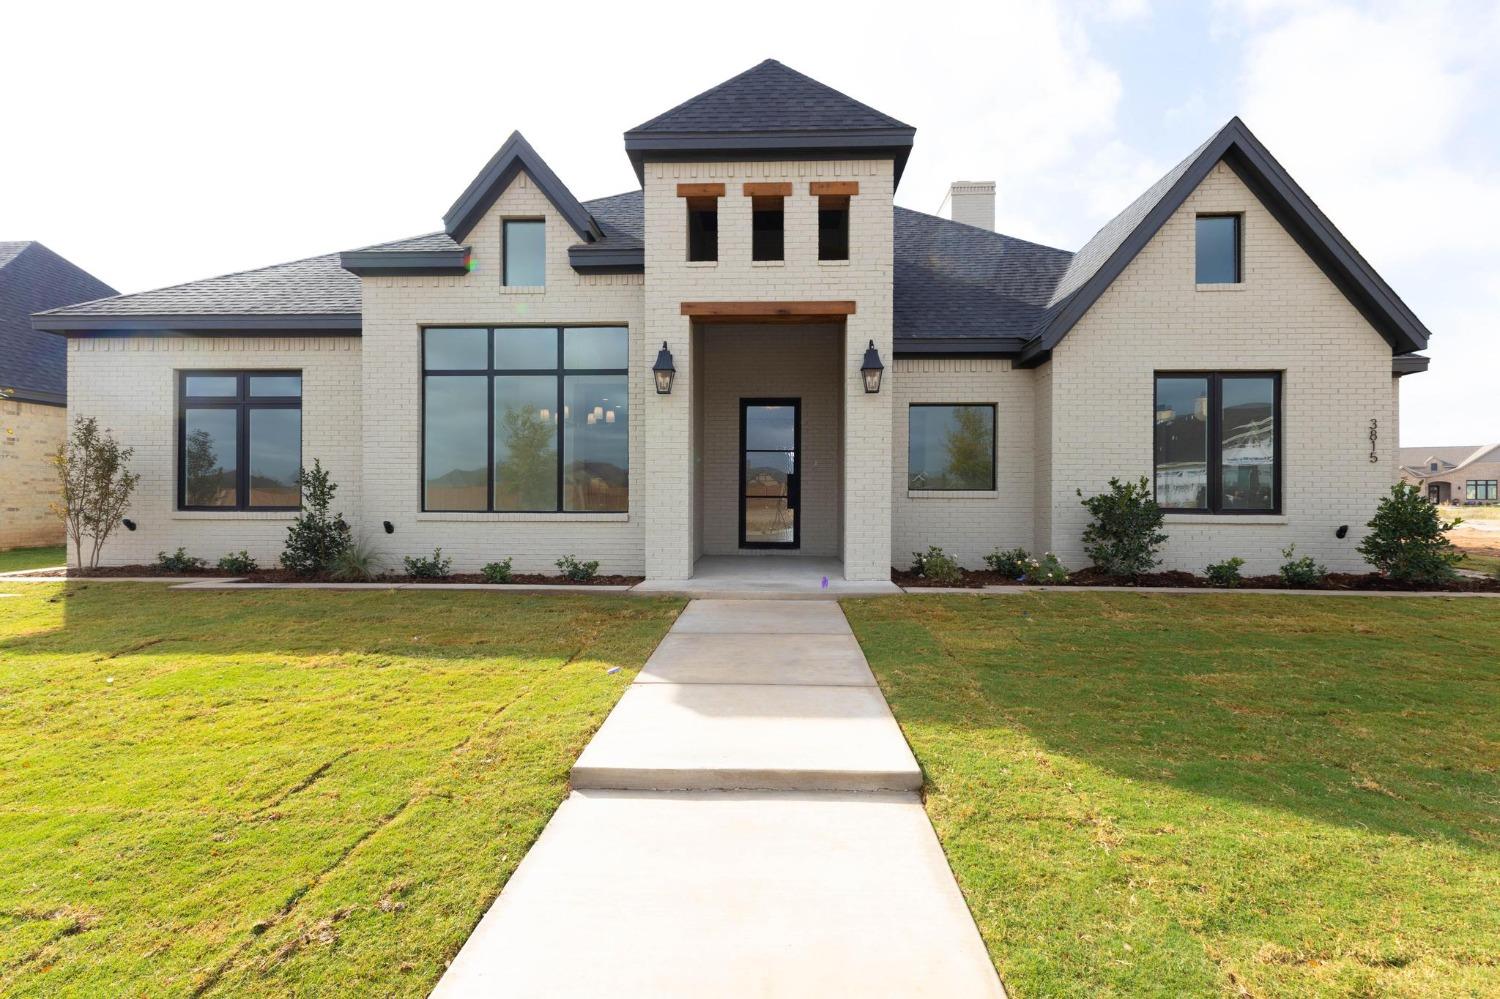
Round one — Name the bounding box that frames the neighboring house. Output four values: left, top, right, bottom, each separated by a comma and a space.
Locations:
0, 242, 116, 549
33, 60, 1432, 577
1400, 445, 1500, 505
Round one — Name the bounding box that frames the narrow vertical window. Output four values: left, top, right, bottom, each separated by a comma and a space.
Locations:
686, 198, 718, 262
1154, 376, 1210, 510
1195, 214, 1241, 284
818, 196, 850, 261
503, 219, 545, 286
751, 196, 784, 261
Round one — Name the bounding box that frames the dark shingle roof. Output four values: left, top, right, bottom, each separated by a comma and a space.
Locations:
0, 242, 116, 400
630, 59, 912, 134
893, 208, 1071, 350
35, 252, 360, 323
584, 190, 645, 245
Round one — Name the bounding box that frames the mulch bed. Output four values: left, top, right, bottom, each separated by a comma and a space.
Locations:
15, 565, 642, 586
893, 566, 1500, 592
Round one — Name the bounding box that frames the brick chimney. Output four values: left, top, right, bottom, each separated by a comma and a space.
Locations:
940, 181, 996, 231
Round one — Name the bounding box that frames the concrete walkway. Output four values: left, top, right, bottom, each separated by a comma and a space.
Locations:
432, 599, 1003, 998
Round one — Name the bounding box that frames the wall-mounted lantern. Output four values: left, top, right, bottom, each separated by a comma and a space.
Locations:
652, 341, 676, 395
860, 340, 884, 394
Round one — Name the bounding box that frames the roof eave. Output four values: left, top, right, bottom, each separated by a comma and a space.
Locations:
893, 336, 1026, 358
339, 249, 470, 276
1393, 353, 1430, 375
623, 127, 916, 185
32, 313, 362, 335
567, 244, 645, 274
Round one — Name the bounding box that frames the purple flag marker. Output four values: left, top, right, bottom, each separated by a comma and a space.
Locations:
821, 576, 829, 589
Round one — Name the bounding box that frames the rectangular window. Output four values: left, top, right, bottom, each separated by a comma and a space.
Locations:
686, 198, 718, 262
751, 196, 784, 261
1467, 480, 1498, 501
818, 196, 850, 261
1195, 214, 1241, 284
503, 219, 545, 286
422, 326, 629, 513
1154, 372, 1280, 513
178, 371, 301, 510
907, 404, 996, 491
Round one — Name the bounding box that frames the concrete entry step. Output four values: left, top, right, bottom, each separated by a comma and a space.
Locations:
431, 789, 1005, 999
637, 633, 876, 686
571, 682, 922, 792
671, 598, 853, 635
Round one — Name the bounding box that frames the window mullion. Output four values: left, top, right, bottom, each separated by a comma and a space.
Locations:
556, 328, 565, 513
1208, 374, 1222, 514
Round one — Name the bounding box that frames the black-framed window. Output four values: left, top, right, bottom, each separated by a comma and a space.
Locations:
1195, 214, 1241, 284
751, 195, 784, 261
818, 196, 850, 261
1154, 372, 1281, 514
422, 326, 628, 513
178, 371, 302, 511
503, 219, 545, 286
1468, 480, 1498, 501
907, 404, 996, 491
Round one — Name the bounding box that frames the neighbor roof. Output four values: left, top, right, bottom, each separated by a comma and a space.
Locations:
0, 242, 116, 401
624, 60, 916, 185
1019, 117, 1431, 365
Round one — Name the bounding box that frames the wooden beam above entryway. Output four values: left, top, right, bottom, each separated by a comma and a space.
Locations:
680, 301, 857, 323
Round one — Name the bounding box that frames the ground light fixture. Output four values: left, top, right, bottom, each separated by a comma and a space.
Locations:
860, 340, 884, 394
653, 341, 676, 395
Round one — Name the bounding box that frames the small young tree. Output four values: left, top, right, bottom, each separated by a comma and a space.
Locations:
1358, 482, 1464, 584
49, 416, 140, 569
280, 460, 351, 575
1077, 476, 1168, 577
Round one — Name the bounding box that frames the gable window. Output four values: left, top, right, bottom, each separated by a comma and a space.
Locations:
178, 371, 301, 510
1195, 214, 1241, 284
907, 404, 996, 490
503, 219, 545, 286
1154, 372, 1280, 514
422, 326, 628, 513
1468, 480, 1498, 501
1430, 462, 1440, 472
751, 199, 785, 262
686, 198, 719, 262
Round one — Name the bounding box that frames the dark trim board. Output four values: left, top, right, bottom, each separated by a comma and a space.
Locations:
443, 131, 601, 244
5, 388, 66, 406
623, 132, 915, 186
34, 314, 362, 335
340, 249, 470, 276
567, 245, 645, 272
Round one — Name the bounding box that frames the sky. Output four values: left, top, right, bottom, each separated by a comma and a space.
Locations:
3, 0, 1495, 446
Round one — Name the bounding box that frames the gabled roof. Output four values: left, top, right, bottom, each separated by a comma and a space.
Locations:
1399, 445, 1500, 476
624, 59, 916, 185
1, 242, 116, 401
1018, 117, 1432, 365
442, 131, 600, 244
33, 252, 359, 334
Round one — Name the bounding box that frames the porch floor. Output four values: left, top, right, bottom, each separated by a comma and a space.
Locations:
632, 555, 900, 599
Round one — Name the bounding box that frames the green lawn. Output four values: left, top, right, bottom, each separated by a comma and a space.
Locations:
0, 582, 682, 996
0, 545, 66, 574
1463, 551, 1500, 576
845, 593, 1500, 998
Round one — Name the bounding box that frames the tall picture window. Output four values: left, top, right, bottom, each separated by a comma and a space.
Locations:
422, 327, 628, 512
1154, 372, 1281, 513
178, 371, 302, 510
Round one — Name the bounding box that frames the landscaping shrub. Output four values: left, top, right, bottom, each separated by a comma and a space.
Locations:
1279, 544, 1326, 588
481, 559, 514, 584
1024, 552, 1070, 584
984, 547, 1031, 579
217, 550, 257, 574
1205, 556, 1245, 588
281, 460, 351, 575
1357, 482, 1464, 584
330, 538, 383, 581
555, 554, 600, 582
1077, 476, 1167, 577
911, 546, 962, 585
155, 548, 206, 573
51, 416, 141, 569
403, 548, 452, 579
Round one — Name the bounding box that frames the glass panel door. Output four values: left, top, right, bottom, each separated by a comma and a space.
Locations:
740, 399, 799, 548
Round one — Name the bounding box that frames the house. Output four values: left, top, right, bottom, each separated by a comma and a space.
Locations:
1, 242, 116, 549
32, 60, 1432, 579
1400, 445, 1500, 505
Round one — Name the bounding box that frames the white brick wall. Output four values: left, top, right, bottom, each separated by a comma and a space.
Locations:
890, 357, 1034, 568
641, 159, 894, 580
65, 335, 362, 567
698, 324, 843, 557
359, 172, 647, 574
1039, 162, 1401, 575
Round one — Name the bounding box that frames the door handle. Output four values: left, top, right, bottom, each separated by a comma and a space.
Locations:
786, 471, 799, 507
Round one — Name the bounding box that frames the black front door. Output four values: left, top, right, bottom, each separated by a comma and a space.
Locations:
740, 399, 800, 549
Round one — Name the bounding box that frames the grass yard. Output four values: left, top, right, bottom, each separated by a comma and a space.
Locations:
0, 545, 66, 574
0, 582, 682, 997
845, 592, 1500, 998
